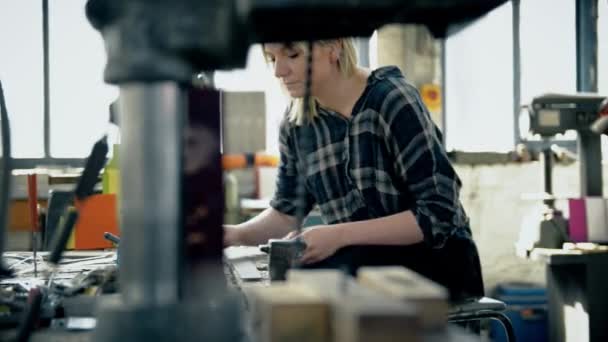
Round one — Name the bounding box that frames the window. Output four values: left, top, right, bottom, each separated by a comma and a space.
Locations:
49, 1, 118, 158
445, 1, 513, 152
445, 0, 607, 153
0, 1, 44, 158
520, 0, 577, 142
1, 1, 117, 161
520, 0, 576, 105
2, 1, 606, 159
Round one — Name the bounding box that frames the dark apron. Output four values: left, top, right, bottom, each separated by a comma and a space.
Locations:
302, 234, 485, 302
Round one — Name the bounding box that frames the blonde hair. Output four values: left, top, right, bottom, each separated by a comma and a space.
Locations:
265, 38, 359, 126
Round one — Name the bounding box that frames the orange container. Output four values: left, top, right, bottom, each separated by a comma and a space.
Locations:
72, 193, 119, 250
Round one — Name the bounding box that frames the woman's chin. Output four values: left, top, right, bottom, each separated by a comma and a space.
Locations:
287, 91, 304, 98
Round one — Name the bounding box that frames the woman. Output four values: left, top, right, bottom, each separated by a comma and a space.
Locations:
224, 38, 484, 301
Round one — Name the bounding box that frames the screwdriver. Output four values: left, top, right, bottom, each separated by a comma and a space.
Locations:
103, 232, 120, 245
26, 174, 39, 278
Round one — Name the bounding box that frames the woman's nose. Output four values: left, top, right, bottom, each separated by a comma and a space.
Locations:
274, 59, 289, 78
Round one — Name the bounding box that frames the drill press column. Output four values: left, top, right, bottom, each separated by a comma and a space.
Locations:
118, 83, 184, 306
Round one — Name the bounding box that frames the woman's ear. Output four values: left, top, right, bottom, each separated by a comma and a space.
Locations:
330, 41, 342, 64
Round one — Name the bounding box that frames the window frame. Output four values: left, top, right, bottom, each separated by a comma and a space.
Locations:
10, 0, 87, 169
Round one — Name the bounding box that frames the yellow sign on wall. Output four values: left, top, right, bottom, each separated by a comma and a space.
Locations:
421, 84, 442, 113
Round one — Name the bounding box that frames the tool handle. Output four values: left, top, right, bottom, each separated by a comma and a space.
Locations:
48, 209, 79, 265
74, 136, 108, 201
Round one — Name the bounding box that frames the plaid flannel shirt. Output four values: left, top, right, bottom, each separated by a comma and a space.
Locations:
270, 66, 471, 248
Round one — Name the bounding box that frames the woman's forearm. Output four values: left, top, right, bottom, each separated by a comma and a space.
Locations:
333, 210, 424, 247
232, 207, 297, 246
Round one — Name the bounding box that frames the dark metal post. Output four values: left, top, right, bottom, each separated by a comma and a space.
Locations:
42, 0, 50, 158
512, 0, 521, 146
576, 0, 601, 196
542, 146, 554, 207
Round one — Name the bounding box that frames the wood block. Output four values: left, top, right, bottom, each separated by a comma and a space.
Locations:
333, 299, 419, 342
245, 283, 331, 342
357, 266, 448, 330
287, 269, 420, 342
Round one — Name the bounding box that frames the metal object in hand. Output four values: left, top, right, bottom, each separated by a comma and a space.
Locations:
260, 238, 307, 281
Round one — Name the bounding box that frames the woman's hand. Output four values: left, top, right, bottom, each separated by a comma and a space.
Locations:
295, 225, 345, 264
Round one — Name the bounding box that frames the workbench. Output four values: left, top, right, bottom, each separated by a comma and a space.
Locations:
224, 246, 481, 342
529, 248, 608, 342
0, 250, 117, 341
1, 247, 482, 341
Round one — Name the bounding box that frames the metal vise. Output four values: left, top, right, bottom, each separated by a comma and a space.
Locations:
259, 238, 307, 281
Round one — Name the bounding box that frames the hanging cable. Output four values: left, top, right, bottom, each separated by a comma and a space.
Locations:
284, 40, 316, 269
294, 40, 315, 233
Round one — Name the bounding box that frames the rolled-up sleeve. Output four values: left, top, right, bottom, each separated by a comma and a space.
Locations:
381, 81, 469, 248
269, 118, 315, 217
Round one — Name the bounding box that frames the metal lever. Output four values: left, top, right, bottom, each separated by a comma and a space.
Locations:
48, 208, 79, 265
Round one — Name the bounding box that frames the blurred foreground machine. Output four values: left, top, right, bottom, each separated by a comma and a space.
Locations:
81, 1, 506, 341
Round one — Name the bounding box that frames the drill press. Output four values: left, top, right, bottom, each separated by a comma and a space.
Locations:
518, 93, 607, 253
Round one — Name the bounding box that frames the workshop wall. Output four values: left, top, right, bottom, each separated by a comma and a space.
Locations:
376, 24, 438, 89
456, 161, 588, 291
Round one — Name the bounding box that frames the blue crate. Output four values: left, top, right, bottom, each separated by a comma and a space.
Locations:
491, 283, 548, 342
